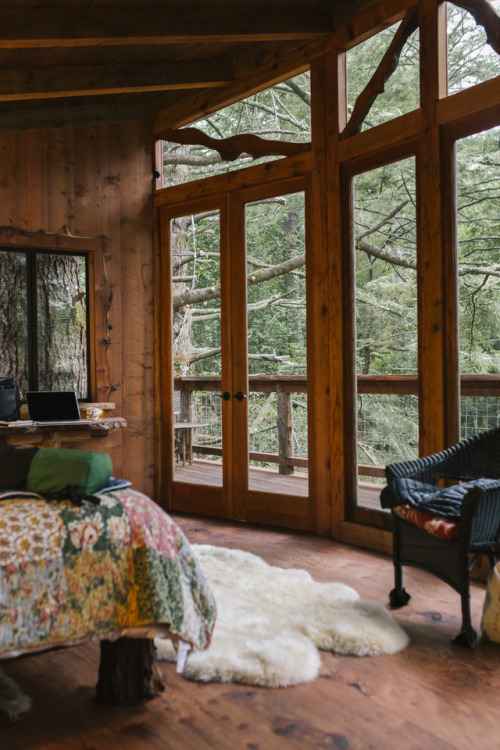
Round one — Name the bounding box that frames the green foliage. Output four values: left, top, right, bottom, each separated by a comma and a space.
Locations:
167, 11, 500, 469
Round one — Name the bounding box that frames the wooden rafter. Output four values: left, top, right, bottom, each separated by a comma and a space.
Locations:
157, 127, 311, 161
0, 62, 232, 103
341, 5, 420, 140
0, 9, 332, 48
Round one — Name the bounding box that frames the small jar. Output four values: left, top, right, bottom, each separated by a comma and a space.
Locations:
86, 407, 103, 421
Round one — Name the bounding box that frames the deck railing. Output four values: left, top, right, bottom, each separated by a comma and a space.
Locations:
173, 374, 500, 478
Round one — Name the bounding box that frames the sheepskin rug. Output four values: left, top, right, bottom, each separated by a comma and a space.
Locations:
155, 544, 409, 687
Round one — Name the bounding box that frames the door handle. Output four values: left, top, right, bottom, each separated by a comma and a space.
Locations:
233, 392, 247, 401
216, 391, 231, 401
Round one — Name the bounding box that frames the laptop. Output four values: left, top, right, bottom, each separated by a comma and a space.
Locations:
26, 391, 92, 425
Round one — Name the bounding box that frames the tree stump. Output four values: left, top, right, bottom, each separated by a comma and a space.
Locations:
96, 637, 165, 705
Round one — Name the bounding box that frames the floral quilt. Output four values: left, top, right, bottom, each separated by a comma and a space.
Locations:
0, 488, 216, 658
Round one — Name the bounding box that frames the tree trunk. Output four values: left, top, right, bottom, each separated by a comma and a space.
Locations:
37, 253, 88, 395
0, 252, 27, 386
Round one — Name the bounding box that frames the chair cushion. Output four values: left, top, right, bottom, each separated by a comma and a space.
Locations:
393, 504, 459, 540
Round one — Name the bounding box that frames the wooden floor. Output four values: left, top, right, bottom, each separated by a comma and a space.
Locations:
2, 514, 499, 750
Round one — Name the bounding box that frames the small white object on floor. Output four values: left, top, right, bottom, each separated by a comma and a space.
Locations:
176, 640, 191, 673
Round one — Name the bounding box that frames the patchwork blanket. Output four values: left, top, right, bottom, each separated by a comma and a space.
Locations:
0, 488, 216, 658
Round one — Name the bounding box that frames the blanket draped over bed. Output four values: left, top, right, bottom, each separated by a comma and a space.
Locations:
0, 488, 216, 659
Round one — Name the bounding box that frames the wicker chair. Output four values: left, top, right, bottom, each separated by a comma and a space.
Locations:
380, 426, 500, 647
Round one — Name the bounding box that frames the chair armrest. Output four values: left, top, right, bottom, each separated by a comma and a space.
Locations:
460, 480, 500, 548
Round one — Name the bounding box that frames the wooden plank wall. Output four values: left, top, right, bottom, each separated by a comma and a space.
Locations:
0, 121, 156, 496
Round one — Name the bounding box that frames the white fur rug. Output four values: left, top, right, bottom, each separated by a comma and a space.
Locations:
155, 544, 409, 687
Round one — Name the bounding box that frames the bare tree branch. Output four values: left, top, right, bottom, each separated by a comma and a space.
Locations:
158, 127, 310, 161
283, 77, 311, 106
357, 200, 410, 240
452, 0, 500, 54
341, 6, 419, 139
164, 151, 222, 166
173, 253, 306, 310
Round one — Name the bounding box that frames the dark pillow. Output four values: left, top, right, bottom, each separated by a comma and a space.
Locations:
0, 445, 39, 490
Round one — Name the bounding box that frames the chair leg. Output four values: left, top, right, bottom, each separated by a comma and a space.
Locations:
452, 591, 476, 647
390, 562, 411, 608
452, 551, 477, 647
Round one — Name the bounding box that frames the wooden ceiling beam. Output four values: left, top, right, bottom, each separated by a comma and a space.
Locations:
0, 62, 232, 102
0, 9, 332, 48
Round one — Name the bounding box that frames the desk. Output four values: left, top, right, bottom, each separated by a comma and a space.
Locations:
174, 422, 208, 465
0, 418, 127, 448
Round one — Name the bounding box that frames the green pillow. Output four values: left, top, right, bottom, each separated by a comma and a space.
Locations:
26, 447, 112, 497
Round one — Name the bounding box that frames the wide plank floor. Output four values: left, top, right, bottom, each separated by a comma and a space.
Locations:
1, 514, 499, 750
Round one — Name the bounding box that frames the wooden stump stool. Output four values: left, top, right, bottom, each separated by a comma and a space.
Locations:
96, 637, 165, 705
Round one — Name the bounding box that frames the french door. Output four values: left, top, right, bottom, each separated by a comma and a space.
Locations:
158, 174, 317, 531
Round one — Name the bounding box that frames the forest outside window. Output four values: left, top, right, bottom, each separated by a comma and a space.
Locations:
0, 248, 90, 400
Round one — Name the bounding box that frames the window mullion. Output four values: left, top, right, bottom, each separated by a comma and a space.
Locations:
25, 251, 39, 392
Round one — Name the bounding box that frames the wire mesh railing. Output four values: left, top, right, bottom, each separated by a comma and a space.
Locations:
175, 375, 500, 476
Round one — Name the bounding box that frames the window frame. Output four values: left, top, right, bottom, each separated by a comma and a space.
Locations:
0, 228, 111, 402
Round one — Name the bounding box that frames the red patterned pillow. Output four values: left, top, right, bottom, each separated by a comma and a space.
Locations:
393, 504, 459, 540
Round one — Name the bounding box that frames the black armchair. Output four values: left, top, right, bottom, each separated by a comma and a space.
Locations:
380, 426, 500, 647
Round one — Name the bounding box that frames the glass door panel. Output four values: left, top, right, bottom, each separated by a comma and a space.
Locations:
170, 209, 224, 487
245, 191, 309, 496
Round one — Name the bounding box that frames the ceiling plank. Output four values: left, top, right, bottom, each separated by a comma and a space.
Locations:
0, 62, 233, 102
0, 103, 151, 133
0, 9, 332, 48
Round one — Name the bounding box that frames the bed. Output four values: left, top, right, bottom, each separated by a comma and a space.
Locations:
0, 482, 216, 705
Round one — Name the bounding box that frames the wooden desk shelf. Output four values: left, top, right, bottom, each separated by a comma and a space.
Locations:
0, 418, 127, 448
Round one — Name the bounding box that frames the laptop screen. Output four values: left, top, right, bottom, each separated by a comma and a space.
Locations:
26, 391, 82, 422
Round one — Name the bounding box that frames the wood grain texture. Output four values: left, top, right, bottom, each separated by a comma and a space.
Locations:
417, 0, 452, 455
0, 122, 155, 497
1, 515, 499, 750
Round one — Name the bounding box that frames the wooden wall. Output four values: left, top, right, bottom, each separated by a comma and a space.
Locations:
0, 121, 156, 496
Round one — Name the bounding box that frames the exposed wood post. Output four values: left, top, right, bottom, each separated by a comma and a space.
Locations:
96, 638, 165, 706
310, 49, 346, 538
277, 385, 293, 475
417, 0, 455, 455
180, 389, 193, 422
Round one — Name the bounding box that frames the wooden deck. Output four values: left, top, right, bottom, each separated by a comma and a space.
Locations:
2, 515, 498, 750
174, 459, 385, 511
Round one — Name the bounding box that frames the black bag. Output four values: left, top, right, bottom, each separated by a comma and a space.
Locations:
0, 377, 20, 421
